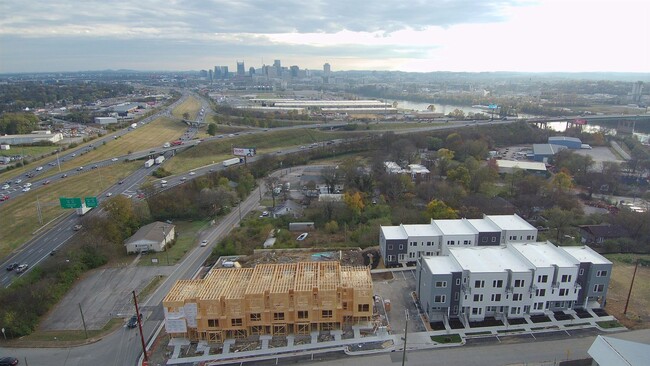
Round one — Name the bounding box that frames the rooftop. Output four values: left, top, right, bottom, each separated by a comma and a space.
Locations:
484, 214, 535, 231
561, 246, 612, 265
510, 242, 578, 268
466, 219, 501, 232
124, 221, 174, 245
422, 256, 462, 275
381, 226, 407, 240
432, 219, 478, 236
450, 246, 532, 273
402, 224, 442, 237
496, 160, 548, 171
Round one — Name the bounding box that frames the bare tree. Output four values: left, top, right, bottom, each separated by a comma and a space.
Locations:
264, 176, 281, 208
321, 166, 340, 194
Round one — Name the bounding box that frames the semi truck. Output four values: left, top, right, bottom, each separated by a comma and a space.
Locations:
76, 204, 92, 216
144, 159, 155, 168
154, 156, 165, 164
223, 157, 243, 167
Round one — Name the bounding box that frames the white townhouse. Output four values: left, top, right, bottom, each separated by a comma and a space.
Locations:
416, 242, 611, 326
380, 214, 537, 267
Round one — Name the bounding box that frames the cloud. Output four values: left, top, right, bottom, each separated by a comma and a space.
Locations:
0, 0, 526, 38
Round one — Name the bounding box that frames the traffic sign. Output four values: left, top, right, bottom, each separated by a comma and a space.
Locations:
59, 197, 82, 209
84, 196, 99, 207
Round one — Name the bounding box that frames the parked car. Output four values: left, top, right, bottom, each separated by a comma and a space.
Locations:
6, 263, 18, 271
296, 232, 309, 241
0, 356, 19, 366
15, 264, 29, 273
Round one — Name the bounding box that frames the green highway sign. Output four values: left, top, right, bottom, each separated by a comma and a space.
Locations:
59, 197, 82, 209
84, 196, 99, 207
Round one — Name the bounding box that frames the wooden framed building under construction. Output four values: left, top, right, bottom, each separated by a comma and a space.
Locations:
163, 261, 374, 343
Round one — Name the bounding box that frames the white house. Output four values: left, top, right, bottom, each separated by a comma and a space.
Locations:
125, 221, 175, 254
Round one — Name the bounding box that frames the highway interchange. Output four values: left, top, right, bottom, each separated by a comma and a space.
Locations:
0, 94, 641, 365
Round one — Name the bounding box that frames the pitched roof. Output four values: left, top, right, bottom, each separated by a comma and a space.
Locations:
125, 221, 174, 245
578, 224, 629, 238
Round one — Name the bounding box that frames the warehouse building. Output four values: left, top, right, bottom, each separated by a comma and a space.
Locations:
416, 242, 612, 325
0, 131, 63, 145
163, 261, 373, 343
496, 160, 548, 176
548, 136, 582, 149
94, 117, 118, 125
532, 143, 567, 162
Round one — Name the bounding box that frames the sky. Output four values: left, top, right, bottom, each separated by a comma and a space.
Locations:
0, 0, 648, 74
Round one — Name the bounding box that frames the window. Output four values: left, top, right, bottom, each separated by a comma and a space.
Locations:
579, 268, 584, 275
514, 279, 524, 288
387, 255, 395, 262
456, 278, 461, 285
559, 289, 568, 296
454, 292, 459, 301
463, 240, 469, 245
537, 275, 548, 283
297, 311, 309, 319
452, 305, 458, 314
491, 294, 502, 301
434, 295, 446, 303
472, 307, 482, 315
358, 304, 370, 312
342, 302, 348, 310
250, 313, 261, 322
510, 307, 521, 315
435, 281, 447, 288
536, 289, 546, 297
513, 293, 522, 301
273, 312, 285, 321
473, 294, 484, 302
493, 280, 503, 288
509, 235, 516, 240
593, 284, 604, 292
491, 237, 497, 242
208, 319, 219, 327
427, 241, 431, 246
322, 310, 333, 318
474, 280, 485, 288
447, 240, 455, 245
597, 270, 608, 277
399, 244, 403, 250
527, 235, 533, 240
482, 237, 488, 243
231, 318, 243, 327
561, 275, 572, 283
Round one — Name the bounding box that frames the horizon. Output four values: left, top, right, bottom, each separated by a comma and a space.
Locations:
1, 0, 649, 74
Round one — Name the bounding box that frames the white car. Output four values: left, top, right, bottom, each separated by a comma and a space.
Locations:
2, 184, 9, 190
189, 172, 196, 176
22, 187, 31, 192
106, 192, 113, 197
161, 180, 167, 184
23, 183, 32, 187
296, 233, 309, 241
200, 240, 208, 247
111, 158, 118, 162
36, 166, 43, 171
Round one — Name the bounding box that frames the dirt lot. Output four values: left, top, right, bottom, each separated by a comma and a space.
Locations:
603, 255, 650, 329
235, 248, 370, 268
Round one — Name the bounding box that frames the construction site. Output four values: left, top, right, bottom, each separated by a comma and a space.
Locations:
163, 260, 378, 346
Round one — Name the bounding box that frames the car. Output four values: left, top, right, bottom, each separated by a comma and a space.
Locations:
23, 183, 31, 187
6, 263, 18, 271
73, 224, 82, 231
127, 314, 142, 328
15, 264, 29, 273
92, 165, 98, 169
14, 179, 21, 184
181, 176, 187, 181
136, 193, 144, 199
189, 172, 196, 176
42, 180, 50, 185
208, 168, 214, 173
161, 180, 167, 184
111, 158, 118, 162
296, 233, 309, 241
36, 166, 43, 171
200, 240, 208, 247
261, 211, 269, 217
118, 180, 124, 184
2, 184, 9, 189
77, 166, 84, 171
22, 187, 31, 192
0, 195, 9, 201
50, 249, 57, 256
61, 174, 68, 178
49, 162, 56, 166
106, 192, 113, 197
71, 153, 76, 157
0, 356, 19, 366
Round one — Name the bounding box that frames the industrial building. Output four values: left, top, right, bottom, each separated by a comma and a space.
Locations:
416, 242, 612, 324
94, 117, 118, 125
163, 262, 373, 343
0, 131, 63, 145
531, 143, 567, 162
379, 214, 537, 267
495, 160, 548, 176
548, 136, 582, 149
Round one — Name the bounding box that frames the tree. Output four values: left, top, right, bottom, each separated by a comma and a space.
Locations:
543, 206, 579, 242
321, 166, 340, 194
207, 123, 217, 136
551, 170, 573, 192
447, 166, 471, 190
436, 148, 455, 177
425, 199, 459, 219
343, 192, 365, 216
264, 176, 280, 208
448, 109, 465, 120
182, 112, 190, 120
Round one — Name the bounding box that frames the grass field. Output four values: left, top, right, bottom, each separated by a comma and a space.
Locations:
0, 145, 60, 159
0, 161, 140, 258
604, 254, 650, 329
163, 129, 351, 173
172, 96, 202, 120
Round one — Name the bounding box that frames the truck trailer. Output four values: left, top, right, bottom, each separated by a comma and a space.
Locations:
76, 204, 92, 216
155, 156, 165, 164
144, 159, 155, 168
222, 157, 242, 167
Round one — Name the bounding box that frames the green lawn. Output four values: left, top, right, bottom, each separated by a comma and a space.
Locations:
172, 96, 202, 120
0, 161, 140, 257
0, 145, 60, 159
163, 129, 351, 174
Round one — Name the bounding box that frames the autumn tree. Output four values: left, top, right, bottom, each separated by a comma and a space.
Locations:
343, 192, 365, 216
447, 166, 471, 190
425, 199, 459, 219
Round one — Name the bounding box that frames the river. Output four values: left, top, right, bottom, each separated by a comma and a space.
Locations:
391, 100, 537, 118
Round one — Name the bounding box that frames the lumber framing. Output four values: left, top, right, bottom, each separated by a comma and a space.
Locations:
163, 261, 374, 343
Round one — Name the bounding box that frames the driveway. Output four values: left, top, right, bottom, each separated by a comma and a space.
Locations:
372, 268, 428, 335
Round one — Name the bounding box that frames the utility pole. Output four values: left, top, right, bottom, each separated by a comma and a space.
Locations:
163, 226, 169, 265
79, 303, 88, 339
132, 291, 148, 364
402, 310, 409, 366
624, 259, 640, 314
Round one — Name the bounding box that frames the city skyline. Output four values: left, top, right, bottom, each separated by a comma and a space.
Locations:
0, 0, 649, 74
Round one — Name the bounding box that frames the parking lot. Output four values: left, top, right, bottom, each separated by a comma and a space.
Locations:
372, 268, 428, 336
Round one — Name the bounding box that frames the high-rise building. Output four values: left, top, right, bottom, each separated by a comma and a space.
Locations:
221, 66, 229, 79
632, 81, 643, 103
323, 63, 331, 74
273, 59, 282, 77
208, 69, 213, 82
237, 61, 245, 76
249, 67, 255, 76
199, 69, 208, 78
214, 66, 221, 80
290, 65, 299, 78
